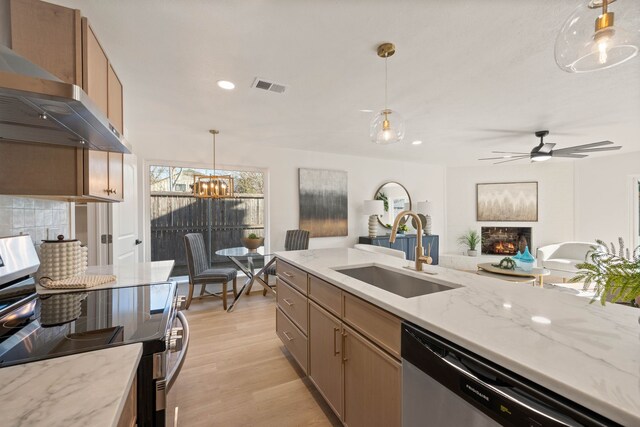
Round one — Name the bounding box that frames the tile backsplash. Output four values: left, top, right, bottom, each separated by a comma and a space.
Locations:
0, 196, 71, 247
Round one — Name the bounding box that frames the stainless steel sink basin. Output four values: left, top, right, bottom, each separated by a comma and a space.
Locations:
333, 265, 458, 298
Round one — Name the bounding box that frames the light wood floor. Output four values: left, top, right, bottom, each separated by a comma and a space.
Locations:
167, 290, 342, 427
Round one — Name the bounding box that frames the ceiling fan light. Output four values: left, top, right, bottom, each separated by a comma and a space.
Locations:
555, 0, 640, 73
531, 154, 552, 162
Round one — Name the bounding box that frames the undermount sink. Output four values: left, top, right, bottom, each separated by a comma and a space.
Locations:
333, 265, 458, 298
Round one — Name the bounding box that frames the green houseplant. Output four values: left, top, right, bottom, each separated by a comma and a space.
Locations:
571, 239, 640, 307
458, 229, 480, 257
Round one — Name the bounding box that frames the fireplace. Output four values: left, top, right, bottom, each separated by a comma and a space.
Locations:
481, 227, 532, 256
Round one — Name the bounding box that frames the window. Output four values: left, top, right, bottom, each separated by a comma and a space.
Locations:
149, 165, 265, 275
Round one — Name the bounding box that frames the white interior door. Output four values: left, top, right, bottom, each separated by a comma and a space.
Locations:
111, 154, 140, 265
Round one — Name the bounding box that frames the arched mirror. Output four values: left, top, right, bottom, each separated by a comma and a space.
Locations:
374, 182, 411, 228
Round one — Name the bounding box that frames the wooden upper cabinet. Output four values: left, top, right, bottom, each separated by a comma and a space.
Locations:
107, 64, 124, 136
108, 152, 123, 200
8, 1, 125, 138
9, 0, 82, 85
82, 18, 109, 115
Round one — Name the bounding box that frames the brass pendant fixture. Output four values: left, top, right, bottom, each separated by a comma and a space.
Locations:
370, 42, 405, 145
192, 130, 234, 199
555, 0, 639, 73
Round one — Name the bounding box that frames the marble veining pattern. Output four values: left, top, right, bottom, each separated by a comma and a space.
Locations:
36, 260, 175, 294
0, 344, 142, 427
276, 248, 640, 426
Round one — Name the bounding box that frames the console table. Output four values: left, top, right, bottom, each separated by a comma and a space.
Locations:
358, 234, 439, 264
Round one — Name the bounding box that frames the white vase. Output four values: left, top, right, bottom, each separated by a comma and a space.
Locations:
467, 250, 478, 257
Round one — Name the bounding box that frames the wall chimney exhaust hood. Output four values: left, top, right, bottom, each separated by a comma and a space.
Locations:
0, 45, 129, 153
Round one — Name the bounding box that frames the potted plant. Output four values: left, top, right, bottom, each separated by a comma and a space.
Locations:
458, 229, 480, 257
241, 232, 264, 253
397, 224, 409, 234
571, 238, 640, 308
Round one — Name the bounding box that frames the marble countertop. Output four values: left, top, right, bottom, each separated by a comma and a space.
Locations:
276, 248, 640, 426
37, 260, 175, 294
0, 344, 142, 427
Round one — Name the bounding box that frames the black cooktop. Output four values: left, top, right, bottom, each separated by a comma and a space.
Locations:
0, 282, 176, 367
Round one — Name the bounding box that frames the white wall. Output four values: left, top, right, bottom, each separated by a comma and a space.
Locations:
135, 138, 446, 261
574, 151, 640, 248
445, 162, 575, 254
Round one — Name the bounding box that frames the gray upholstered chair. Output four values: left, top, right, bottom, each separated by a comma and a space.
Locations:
184, 233, 238, 310
262, 229, 310, 294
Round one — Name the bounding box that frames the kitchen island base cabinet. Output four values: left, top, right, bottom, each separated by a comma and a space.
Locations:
275, 259, 402, 427
276, 307, 308, 374
343, 325, 401, 427
308, 301, 343, 419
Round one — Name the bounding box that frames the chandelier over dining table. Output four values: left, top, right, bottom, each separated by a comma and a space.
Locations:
192, 129, 234, 199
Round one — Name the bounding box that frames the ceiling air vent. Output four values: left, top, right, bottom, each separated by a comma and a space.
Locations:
252, 77, 287, 94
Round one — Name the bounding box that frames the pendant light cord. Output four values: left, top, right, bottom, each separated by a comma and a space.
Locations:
212, 132, 216, 175
384, 56, 388, 110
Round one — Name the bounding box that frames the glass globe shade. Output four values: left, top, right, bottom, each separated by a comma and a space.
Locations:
555, 0, 640, 73
370, 109, 405, 145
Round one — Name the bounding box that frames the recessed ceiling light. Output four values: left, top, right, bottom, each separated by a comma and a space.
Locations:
411, 140, 423, 145
217, 80, 235, 90
531, 315, 551, 325
359, 109, 374, 113
502, 302, 512, 309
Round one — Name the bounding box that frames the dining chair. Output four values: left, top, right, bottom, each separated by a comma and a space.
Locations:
262, 229, 310, 295
184, 233, 238, 310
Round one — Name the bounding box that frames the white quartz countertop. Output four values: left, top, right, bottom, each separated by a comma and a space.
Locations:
36, 260, 175, 294
0, 344, 142, 427
276, 248, 640, 426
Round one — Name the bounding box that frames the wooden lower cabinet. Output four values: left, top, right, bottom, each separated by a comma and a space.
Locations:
342, 325, 401, 427
308, 301, 343, 419
117, 373, 137, 427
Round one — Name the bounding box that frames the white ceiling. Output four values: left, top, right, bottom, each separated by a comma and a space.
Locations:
52, 0, 640, 166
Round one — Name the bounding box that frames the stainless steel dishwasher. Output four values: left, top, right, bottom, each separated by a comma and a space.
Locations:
401, 322, 617, 427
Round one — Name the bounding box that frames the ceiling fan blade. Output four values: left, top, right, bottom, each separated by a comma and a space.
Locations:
538, 143, 556, 154
554, 140, 614, 152
551, 153, 588, 158
479, 155, 529, 161
571, 146, 622, 153
494, 157, 528, 164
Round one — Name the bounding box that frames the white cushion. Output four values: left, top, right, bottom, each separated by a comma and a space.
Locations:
542, 258, 581, 273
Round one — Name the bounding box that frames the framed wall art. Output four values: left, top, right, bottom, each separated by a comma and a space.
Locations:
299, 168, 348, 237
476, 182, 538, 222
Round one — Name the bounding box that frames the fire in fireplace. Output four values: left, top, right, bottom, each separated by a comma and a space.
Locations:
481, 227, 532, 256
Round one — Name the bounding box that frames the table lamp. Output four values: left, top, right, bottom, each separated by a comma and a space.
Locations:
417, 201, 433, 235
363, 200, 384, 238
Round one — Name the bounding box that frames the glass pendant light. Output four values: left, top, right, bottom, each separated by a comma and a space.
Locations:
555, 0, 640, 73
192, 130, 234, 199
370, 43, 405, 144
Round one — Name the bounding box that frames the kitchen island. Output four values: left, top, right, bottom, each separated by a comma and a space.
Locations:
275, 248, 640, 426
0, 344, 141, 427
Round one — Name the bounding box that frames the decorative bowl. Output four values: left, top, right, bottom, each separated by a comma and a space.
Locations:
241, 237, 264, 252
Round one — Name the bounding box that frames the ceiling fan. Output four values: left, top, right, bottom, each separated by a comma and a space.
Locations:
479, 130, 622, 164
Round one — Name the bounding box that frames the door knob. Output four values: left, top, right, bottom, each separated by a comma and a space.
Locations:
135, 239, 143, 245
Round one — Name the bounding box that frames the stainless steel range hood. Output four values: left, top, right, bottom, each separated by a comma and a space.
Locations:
0, 45, 129, 153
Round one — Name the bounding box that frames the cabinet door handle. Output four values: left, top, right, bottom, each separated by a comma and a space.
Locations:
283, 331, 294, 341
341, 331, 348, 362
111, 188, 117, 194
104, 188, 111, 194
282, 298, 294, 306
283, 271, 294, 278
333, 327, 340, 356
